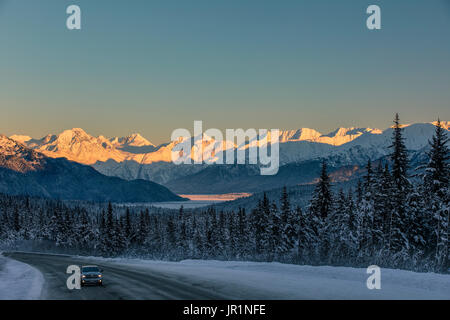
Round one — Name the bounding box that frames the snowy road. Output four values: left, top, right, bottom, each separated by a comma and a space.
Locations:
3, 252, 228, 299
3, 252, 450, 300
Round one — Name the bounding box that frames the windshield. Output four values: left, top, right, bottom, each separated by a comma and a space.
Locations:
82, 267, 100, 273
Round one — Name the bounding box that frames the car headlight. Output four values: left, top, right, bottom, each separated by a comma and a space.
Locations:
98, 274, 102, 278
82, 275, 86, 278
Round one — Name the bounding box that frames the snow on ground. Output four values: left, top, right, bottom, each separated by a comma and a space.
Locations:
81, 257, 450, 300
0, 253, 44, 300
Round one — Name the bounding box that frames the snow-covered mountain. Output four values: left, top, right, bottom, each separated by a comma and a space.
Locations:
9, 126, 383, 165
109, 133, 157, 154
8, 122, 449, 189
10, 128, 176, 165
110, 133, 154, 147
0, 135, 184, 202
13, 128, 127, 165
279, 127, 382, 145
8, 135, 33, 144
0, 134, 46, 173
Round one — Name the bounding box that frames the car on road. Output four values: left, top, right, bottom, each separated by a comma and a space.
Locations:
81, 265, 103, 286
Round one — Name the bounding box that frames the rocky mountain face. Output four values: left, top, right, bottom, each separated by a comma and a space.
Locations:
0, 134, 46, 173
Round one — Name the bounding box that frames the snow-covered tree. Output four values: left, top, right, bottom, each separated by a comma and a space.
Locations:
388, 114, 410, 262
357, 160, 375, 261
423, 119, 449, 272
308, 161, 333, 263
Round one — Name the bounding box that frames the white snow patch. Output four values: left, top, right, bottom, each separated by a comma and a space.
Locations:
0, 254, 44, 300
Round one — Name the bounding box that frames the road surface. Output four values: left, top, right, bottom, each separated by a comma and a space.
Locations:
3, 252, 229, 300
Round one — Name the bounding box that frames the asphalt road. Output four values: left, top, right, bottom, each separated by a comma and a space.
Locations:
3, 252, 229, 300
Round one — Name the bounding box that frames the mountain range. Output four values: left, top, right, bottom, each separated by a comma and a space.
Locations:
0, 135, 184, 203
8, 121, 449, 194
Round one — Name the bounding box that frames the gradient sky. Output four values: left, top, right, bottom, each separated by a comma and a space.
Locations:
1, 0, 449, 144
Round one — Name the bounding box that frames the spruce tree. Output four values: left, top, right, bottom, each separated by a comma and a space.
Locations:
270, 202, 280, 261
124, 208, 132, 246
327, 189, 347, 264
237, 208, 252, 259
253, 194, 271, 258
280, 187, 296, 256
345, 189, 359, 262
388, 113, 410, 262
308, 160, 333, 263
424, 119, 449, 196
106, 202, 117, 256
424, 119, 449, 272
296, 205, 315, 264
390, 113, 410, 190
310, 161, 333, 220
357, 159, 375, 260
372, 162, 388, 251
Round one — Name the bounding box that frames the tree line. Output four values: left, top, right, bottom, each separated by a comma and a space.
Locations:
0, 115, 448, 273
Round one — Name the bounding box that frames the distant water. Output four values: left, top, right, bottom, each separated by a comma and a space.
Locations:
133, 193, 252, 210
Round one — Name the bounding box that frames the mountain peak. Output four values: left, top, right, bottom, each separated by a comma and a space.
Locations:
0, 134, 23, 151
0, 135, 45, 173
279, 128, 322, 143
58, 128, 90, 139
9, 135, 32, 144
113, 133, 154, 147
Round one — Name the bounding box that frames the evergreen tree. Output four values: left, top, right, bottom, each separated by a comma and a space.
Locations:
13, 207, 20, 233
124, 208, 132, 247
308, 160, 333, 262
237, 208, 251, 259
77, 211, 95, 254
390, 113, 410, 190
406, 185, 426, 265
345, 189, 359, 261
357, 159, 375, 261
372, 162, 390, 251
228, 211, 240, 258
327, 189, 347, 264
424, 119, 450, 197
356, 180, 363, 204
269, 202, 280, 261
310, 161, 333, 220
423, 119, 449, 272
253, 194, 271, 258
176, 206, 188, 258
280, 187, 297, 257
165, 216, 177, 256
296, 206, 314, 264
105, 202, 117, 256
388, 113, 410, 262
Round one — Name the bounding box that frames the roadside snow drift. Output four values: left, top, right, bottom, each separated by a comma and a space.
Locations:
0, 254, 44, 300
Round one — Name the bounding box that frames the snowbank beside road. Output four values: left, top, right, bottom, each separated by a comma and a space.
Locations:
0, 254, 44, 300
81, 257, 450, 300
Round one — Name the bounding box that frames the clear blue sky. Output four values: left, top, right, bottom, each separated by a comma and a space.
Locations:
1, 0, 449, 144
